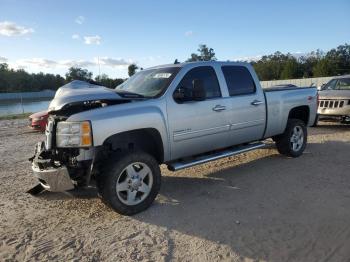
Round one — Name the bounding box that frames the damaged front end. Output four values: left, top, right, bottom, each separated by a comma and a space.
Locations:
29, 141, 75, 193
28, 116, 96, 195
27, 80, 135, 195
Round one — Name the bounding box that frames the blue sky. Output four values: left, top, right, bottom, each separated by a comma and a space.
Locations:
0, 0, 349, 78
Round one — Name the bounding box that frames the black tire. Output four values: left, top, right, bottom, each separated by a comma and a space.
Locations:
97, 150, 161, 215
274, 118, 307, 158
311, 114, 319, 127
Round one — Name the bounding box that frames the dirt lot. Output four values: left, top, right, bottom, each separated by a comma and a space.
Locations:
0, 119, 349, 262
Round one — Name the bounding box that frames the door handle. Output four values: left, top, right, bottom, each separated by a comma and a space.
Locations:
212, 105, 226, 112
251, 100, 263, 106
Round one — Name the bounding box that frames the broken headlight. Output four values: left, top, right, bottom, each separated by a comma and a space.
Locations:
56, 121, 92, 148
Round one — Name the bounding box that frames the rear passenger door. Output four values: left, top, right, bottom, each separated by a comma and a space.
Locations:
167, 66, 231, 160
220, 65, 266, 145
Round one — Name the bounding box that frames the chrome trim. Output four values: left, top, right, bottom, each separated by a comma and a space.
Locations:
230, 119, 265, 130
251, 100, 264, 106
173, 124, 231, 141
212, 105, 227, 112
167, 142, 265, 171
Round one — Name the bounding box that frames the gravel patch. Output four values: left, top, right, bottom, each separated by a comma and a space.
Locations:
0, 119, 349, 261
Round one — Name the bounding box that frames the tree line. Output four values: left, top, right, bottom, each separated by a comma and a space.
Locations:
0, 64, 127, 93
251, 44, 350, 80
0, 43, 349, 93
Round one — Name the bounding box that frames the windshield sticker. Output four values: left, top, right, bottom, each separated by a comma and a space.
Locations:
153, 73, 172, 79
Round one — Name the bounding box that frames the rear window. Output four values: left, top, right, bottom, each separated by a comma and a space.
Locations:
221, 66, 256, 96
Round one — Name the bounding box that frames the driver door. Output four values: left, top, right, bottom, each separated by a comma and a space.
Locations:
166, 66, 230, 160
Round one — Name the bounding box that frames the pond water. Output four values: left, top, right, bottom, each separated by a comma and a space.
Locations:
0, 99, 51, 116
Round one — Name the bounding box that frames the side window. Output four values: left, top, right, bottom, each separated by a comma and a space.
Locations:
176, 66, 221, 99
221, 66, 256, 96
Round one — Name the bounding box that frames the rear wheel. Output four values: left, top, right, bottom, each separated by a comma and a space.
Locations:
275, 119, 307, 157
98, 151, 161, 215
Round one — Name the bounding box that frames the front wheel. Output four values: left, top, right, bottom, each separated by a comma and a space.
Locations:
274, 119, 307, 157
98, 151, 161, 215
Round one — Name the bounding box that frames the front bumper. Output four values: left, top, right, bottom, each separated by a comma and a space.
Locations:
32, 162, 74, 192
30, 142, 75, 192
317, 105, 350, 117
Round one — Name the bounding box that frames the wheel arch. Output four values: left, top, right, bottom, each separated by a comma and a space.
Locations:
101, 128, 164, 163
288, 105, 310, 125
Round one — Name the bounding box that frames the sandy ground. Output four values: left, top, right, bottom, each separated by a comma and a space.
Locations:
0, 119, 349, 262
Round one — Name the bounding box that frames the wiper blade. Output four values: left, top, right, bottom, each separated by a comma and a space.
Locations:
115, 90, 145, 98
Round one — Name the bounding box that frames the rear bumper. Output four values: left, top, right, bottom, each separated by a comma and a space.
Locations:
32, 163, 75, 192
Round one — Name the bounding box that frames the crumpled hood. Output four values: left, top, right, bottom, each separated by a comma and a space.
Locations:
318, 89, 350, 100
48, 80, 122, 111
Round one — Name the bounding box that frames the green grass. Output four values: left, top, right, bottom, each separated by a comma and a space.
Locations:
0, 112, 32, 120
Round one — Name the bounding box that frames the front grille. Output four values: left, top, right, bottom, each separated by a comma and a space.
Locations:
318, 99, 346, 109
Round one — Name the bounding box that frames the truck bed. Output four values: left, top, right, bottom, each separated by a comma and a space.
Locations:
263, 86, 318, 139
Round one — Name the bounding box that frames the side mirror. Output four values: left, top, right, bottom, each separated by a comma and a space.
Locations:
173, 87, 185, 101
192, 79, 206, 101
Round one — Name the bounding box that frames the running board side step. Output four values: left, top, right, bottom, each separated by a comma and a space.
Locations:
167, 142, 265, 171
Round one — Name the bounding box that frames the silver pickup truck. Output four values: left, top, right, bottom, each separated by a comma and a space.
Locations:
29, 61, 317, 215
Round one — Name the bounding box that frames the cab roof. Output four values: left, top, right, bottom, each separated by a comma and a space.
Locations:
148, 60, 251, 70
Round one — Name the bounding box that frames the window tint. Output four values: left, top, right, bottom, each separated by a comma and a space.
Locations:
222, 66, 256, 96
177, 66, 221, 99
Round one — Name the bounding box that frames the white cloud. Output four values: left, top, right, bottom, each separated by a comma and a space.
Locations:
84, 35, 101, 45
291, 52, 307, 59
75, 16, 85, 25
96, 57, 130, 68
60, 59, 96, 68
185, 30, 193, 37
12, 57, 131, 70
8, 57, 132, 78
0, 56, 8, 63
0, 21, 34, 37
233, 52, 310, 62
232, 55, 263, 62
72, 34, 80, 40
17, 58, 59, 68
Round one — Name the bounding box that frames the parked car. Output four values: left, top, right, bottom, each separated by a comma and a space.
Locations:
28, 61, 317, 215
314, 75, 350, 125
28, 110, 48, 132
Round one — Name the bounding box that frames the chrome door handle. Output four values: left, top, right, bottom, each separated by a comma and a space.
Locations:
212, 105, 226, 112
251, 100, 263, 106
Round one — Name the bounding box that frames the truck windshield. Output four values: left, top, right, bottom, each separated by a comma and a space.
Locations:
115, 67, 180, 98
